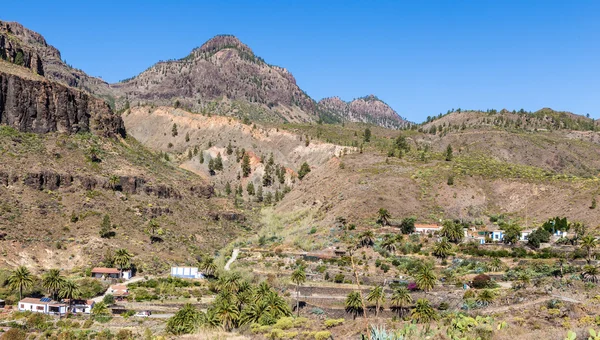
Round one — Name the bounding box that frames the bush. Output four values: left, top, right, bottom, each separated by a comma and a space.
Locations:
314, 331, 332, 340
273, 317, 294, 330
103, 294, 115, 306
324, 318, 344, 328
333, 274, 345, 283
472, 274, 492, 289
1, 328, 27, 340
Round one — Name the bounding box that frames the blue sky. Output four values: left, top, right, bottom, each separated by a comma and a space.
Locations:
2, 1, 599, 122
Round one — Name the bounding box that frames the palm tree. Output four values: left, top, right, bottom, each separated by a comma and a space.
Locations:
415, 263, 437, 292
411, 299, 438, 331
377, 208, 391, 226
440, 220, 463, 243
59, 280, 81, 312
476, 289, 496, 306
239, 300, 268, 326
254, 281, 272, 304
200, 308, 220, 329
432, 237, 452, 260
214, 299, 240, 331
581, 235, 598, 264
380, 236, 397, 254
489, 257, 503, 272
42, 269, 66, 301
217, 272, 243, 293
290, 266, 306, 316
345, 291, 364, 320
263, 290, 291, 318
113, 249, 132, 279
391, 287, 413, 317
91, 301, 110, 317
359, 230, 375, 248
581, 265, 599, 283
366, 285, 385, 317
199, 256, 217, 277
8, 266, 34, 301
166, 303, 201, 334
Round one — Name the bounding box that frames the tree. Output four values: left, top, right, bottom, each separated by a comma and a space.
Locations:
298, 162, 311, 180
376, 208, 391, 226
214, 153, 223, 171
225, 182, 232, 196
432, 238, 452, 260
440, 220, 463, 243
411, 299, 438, 329
581, 265, 599, 283
256, 186, 263, 202
59, 280, 81, 311
391, 287, 413, 317
185, 132, 190, 143
42, 269, 65, 301
380, 236, 397, 253
214, 299, 240, 331
290, 266, 306, 316
502, 223, 522, 244
172, 123, 178, 137
399, 217, 416, 234
246, 182, 255, 196
113, 249, 132, 278
241, 154, 251, 177
527, 228, 551, 249
226, 142, 233, 155
199, 150, 205, 164
99, 214, 114, 238
445, 144, 453, 161
476, 289, 495, 306
415, 263, 437, 292
8, 266, 34, 301
581, 235, 598, 264
199, 256, 217, 277
359, 230, 375, 248
277, 165, 286, 184
208, 158, 215, 176
363, 128, 371, 143
366, 285, 385, 317
345, 291, 364, 320
91, 301, 110, 318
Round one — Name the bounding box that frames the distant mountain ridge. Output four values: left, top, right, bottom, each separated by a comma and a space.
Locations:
318, 95, 411, 128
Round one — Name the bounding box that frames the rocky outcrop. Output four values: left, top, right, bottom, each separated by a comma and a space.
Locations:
190, 184, 214, 199
0, 70, 125, 137
318, 95, 410, 129
24, 171, 72, 191
0, 34, 44, 76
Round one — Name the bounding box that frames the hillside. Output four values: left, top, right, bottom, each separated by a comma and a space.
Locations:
113, 35, 317, 124
318, 95, 410, 128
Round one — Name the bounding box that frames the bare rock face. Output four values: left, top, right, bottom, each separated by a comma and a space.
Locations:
113, 35, 317, 123
318, 95, 410, 129
0, 21, 116, 100
0, 70, 125, 137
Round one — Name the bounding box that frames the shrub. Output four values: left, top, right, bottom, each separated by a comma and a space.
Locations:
103, 294, 115, 306
273, 317, 294, 330
324, 318, 344, 328
472, 274, 491, 289
334, 274, 345, 283
314, 331, 332, 340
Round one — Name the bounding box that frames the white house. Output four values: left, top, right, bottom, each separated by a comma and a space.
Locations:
67, 299, 95, 314
520, 229, 533, 241
414, 224, 442, 234
91, 267, 132, 280
553, 230, 568, 238
491, 230, 504, 242
108, 285, 129, 301
19, 297, 67, 316
171, 267, 205, 279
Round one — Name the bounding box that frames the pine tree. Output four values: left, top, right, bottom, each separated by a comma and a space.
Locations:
99, 215, 113, 238
208, 158, 215, 176
225, 182, 231, 196
242, 154, 251, 177
256, 186, 263, 202
298, 162, 311, 180
265, 192, 273, 205
277, 165, 285, 184
236, 184, 243, 196
185, 132, 190, 142
364, 128, 371, 142
226, 142, 233, 155
214, 153, 223, 171
172, 123, 178, 137
246, 182, 255, 195
187, 150, 193, 160
199, 150, 204, 164
193, 146, 199, 156
445, 144, 453, 161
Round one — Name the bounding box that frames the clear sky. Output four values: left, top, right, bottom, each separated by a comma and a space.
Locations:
2, 1, 599, 122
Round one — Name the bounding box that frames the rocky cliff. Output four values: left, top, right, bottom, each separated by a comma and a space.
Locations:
318, 95, 410, 129
113, 35, 317, 123
0, 62, 125, 137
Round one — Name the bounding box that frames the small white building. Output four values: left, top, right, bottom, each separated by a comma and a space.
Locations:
520, 229, 533, 241
414, 224, 442, 234
171, 267, 204, 279
68, 299, 95, 314
491, 230, 504, 242
19, 297, 67, 316
91, 267, 132, 280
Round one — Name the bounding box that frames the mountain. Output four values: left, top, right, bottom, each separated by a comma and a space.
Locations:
318, 95, 410, 129
113, 35, 317, 123
0, 21, 116, 105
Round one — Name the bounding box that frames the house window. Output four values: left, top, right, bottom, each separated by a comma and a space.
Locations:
37, 306, 44, 311
20, 304, 24, 309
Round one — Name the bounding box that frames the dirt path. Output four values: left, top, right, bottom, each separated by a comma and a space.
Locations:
225, 248, 240, 271
481, 294, 581, 314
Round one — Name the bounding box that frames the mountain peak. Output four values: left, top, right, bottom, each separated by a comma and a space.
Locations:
193, 34, 254, 57
318, 95, 410, 129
